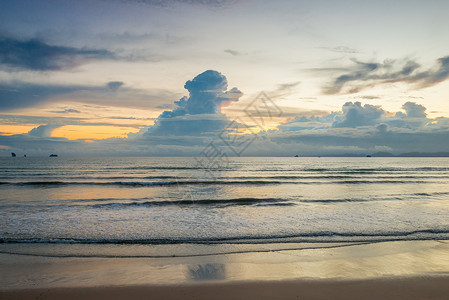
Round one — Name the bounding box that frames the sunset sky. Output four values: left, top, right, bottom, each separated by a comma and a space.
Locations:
1, 0, 449, 156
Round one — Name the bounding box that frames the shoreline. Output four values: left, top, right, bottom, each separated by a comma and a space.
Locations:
1, 240, 449, 299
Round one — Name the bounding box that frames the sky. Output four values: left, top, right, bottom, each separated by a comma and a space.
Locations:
1, 0, 449, 156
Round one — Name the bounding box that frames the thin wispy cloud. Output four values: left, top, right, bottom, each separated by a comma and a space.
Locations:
0, 36, 116, 71
49, 108, 81, 114
115, 0, 241, 8
319, 46, 360, 54
323, 56, 449, 94
224, 49, 242, 56
0, 113, 146, 128
0, 81, 177, 111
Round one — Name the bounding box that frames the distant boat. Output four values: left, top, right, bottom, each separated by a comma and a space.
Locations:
11, 152, 16, 157
366, 155, 372, 157
294, 155, 299, 157
49, 154, 58, 157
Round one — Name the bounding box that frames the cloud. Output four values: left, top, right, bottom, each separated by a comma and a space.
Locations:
1, 66, 448, 157
115, 0, 240, 8
0, 36, 116, 71
324, 56, 449, 94
401, 101, 427, 118
276, 81, 301, 92
352, 95, 381, 100
146, 70, 242, 137
269, 127, 449, 156
224, 49, 240, 56
0, 82, 82, 110
27, 124, 62, 138
107, 81, 124, 91
277, 100, 449, 136
0, 81, 177, 110
319, 46, 360, 54
50, 108, 81, 114
333, 101, 385, 128
2, 99, 449, 157
0, 113, 146, 129
183, 70, 241, 114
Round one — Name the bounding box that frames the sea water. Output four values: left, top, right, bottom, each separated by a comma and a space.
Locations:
1, 157, 449, 257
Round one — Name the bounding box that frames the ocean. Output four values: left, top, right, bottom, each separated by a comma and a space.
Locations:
1, 157, 449, 257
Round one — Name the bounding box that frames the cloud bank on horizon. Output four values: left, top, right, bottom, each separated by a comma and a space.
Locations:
2, 69, 449, 156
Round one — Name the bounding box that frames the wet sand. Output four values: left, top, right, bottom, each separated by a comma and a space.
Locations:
1, 240, 449, 299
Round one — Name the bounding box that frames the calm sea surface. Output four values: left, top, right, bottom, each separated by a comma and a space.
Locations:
1, 157, 449, 256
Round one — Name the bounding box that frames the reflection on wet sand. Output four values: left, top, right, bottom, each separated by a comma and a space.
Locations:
187, 263, 226, 281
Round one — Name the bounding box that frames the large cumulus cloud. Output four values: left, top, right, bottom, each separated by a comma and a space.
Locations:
333, 102, 385, 128
145, 70, 242, 136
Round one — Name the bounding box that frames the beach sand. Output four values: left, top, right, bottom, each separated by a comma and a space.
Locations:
1, 240, 449, 299
2, 277, 449, 300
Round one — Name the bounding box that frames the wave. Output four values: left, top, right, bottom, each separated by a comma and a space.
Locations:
1, 229, 448, 245
0, 179, 440, 187
303, 167, 449, 172
89, 197, 293, 208
412, 191, 449, 196
3, 166, 449, 173
2, 175, 447, 182
104, 166, 224, 171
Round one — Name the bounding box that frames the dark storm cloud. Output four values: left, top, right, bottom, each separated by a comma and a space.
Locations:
324, 56, 449, 94
0, 36, 116, 71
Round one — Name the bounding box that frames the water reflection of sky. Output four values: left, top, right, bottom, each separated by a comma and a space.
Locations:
187, 263, 226, 281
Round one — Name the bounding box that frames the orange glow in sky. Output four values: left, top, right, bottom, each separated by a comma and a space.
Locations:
51, 125, 141, 140
0, 125, 38, 136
